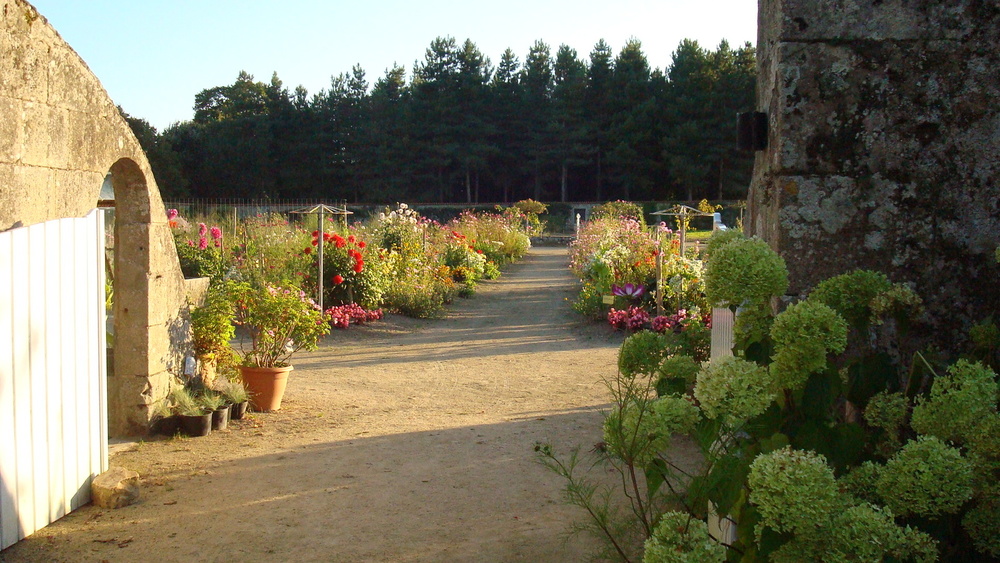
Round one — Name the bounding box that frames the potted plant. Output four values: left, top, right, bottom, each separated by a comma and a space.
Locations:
201, 391, 230, 431
150, 398, 179, 436
191, 285, 237, 387
228, 281, 329, 411
216, 376, 250, 420
174, 386, 213, 437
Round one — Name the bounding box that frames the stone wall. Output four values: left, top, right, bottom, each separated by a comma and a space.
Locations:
749, 0, 1000, 350
2, 0, 192, 436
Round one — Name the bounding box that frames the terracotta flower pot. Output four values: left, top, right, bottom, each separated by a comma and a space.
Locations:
239, 365, 294, 412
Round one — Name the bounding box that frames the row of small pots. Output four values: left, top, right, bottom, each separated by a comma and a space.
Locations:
154, 401, 249, 437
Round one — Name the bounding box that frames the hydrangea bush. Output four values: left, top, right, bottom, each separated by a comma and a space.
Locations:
542, 242, 1000, 561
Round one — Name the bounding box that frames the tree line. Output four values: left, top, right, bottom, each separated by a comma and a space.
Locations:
124, 37, 756, 204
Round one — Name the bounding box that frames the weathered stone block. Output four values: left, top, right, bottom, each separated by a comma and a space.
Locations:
184, 277, 211, 308
0, 5, 48, 102
750, 0, 1000, 355
766, 0, 979, 42
91, 467, 140, 509
0, 96, 24, 163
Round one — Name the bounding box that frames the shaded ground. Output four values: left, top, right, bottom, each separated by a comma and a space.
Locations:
2, 246, 687, 562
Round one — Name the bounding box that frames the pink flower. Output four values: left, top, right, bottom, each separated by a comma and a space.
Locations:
198, 236, 208, 250
210, 226, 223, 240
167, 209, 179, 220
198, 223, 208, 236
612, 283, 645, 298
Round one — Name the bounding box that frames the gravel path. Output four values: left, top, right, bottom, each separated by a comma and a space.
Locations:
2, 246, 627, 563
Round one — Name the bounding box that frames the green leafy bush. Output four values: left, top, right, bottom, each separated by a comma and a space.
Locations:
704, 237, 788, 308
877, 436, 973, 517
619, 331, 668, 378
808, 270, 892, 329
591, 200, 645, 223
910, 359, 998, 444
769, 300, 848, 391
749, 447, 840, 538
642, 512, 726, 563
694, 356, 774, 425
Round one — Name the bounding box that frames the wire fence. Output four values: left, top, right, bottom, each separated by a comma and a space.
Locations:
160, 198, 747, 235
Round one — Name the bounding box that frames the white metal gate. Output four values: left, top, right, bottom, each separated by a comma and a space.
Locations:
0, 209, 108, 550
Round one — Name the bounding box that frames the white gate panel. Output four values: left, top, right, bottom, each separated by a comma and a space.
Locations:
0, 210, 108, 550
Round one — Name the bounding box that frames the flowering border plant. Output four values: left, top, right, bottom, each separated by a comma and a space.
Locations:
228, 281, 329, 368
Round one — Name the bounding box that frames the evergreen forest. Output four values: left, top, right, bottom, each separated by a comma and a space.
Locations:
124, 36, 755, 204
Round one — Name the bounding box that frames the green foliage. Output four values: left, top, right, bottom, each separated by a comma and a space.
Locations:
694, 356, 774, 426
200, 391, 224, 412
911, 360, 998, 445
839, 461, 883, 504
702, 228, 745, 259
808, 269, 891, 329
214, 376, 248, 404
864, 391, 909, 456
704, 237, 788, 308
969, 317, 1000, 369
826, 504, 937, 563
769, 301, 848, 391
619, 331, 667, 378
732, 300, 774, 354
482, 260, 501, 280
169, 385, 199, 416
191, 285, 235, 356
591, 200, 645, 223
642, 512, 726, 563
870, 283, 924, 326
658, 253, 708, 313
748, 447, 841, 539
655, 355, 701, 397
877, 436, 973, 517
604, 395, 699, 468
228, 280, 329, 367
963, 499, 1000, 557
235, 213, 312, 288
383, 276, 451, 318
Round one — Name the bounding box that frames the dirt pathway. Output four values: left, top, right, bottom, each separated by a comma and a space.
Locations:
2, 246, 627, 563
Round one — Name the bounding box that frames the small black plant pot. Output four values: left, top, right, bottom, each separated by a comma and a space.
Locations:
212, 405, 231, 431
230, 401, 249, 420
179, 413, 213, 437
153, 415, 179, 436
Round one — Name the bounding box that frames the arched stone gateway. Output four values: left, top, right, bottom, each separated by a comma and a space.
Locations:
1, 0, 190, 436
748, 0, 1000, 352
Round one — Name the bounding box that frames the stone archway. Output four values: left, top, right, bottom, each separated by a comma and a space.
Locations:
1, 0, 193, 437
108, 158, 191, 436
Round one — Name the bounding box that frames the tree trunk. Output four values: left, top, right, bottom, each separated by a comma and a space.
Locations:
561, 162, 568, 203
474, 170, 480, 204
718, 157, 725, 200
596, 150, 603, 201
465, 166, 472, 204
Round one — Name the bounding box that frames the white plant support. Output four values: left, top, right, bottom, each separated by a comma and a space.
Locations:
707, 306, 738, 545
710, 307, 736, 362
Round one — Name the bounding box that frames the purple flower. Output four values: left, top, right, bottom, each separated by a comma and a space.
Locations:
612, 283, 645, 298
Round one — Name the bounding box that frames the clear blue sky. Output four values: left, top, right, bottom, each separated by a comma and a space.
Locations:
31, 0, 757, 131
